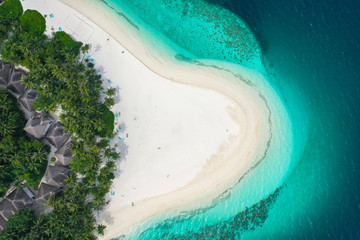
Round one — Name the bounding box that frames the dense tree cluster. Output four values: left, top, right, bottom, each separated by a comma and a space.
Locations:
0, 209, 36, 240
0, 0, 120, 238
0, 0, 23, 40
19, 9, 46, 36
0, 89, 50, 197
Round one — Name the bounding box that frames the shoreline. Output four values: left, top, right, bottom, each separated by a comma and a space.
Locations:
25, 0, 272, 239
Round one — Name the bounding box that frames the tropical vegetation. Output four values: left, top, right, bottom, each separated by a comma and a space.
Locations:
0, 0, 119, 238
19, 9, 46, 36
0, 88, 50, 197
0, 209, 36, 240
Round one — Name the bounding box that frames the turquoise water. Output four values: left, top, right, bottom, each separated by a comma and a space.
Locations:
92, 0, 360, 239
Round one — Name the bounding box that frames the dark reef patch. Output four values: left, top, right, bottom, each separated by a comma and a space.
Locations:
138, 186, 284, 239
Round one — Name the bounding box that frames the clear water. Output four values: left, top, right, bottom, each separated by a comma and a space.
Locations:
93, 0, 360, 239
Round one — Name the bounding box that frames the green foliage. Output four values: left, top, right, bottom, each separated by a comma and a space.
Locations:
11, 139, 50, 188
0, 32, 46, 67
92, 160, 116, 207
28, 180, 98, 239
97, 224, 106, 236
20, 9, 46, 35
0, 18, 10, 41
0, 89, 49, 196
32, 95, 57, 112
0, 0, 120, 235
0, 0, 22, 41
19, 178, 101, 239
0, 209, 36, 240
106, 87, 116, 97
0, 0, 23, 20
100, 105, 115, 137
104, 96, 115, 108
70, 141, 101, 185
81, 43, 90, 55
54, 31, 83, 55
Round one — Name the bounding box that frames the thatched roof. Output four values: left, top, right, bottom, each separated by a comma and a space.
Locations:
0, 188, 34, 222
24, 112, 53, 139
0, 215, 6, 235
6, 69, 26, 95
18, 89, 38, 112
5, 188, 33, 207
54, 140, 73, 166
0, 62, 12, 86
45, 121, 71, 148
35, 183, 61, 204
0, 199, 17, 220
44, 165, 70, 188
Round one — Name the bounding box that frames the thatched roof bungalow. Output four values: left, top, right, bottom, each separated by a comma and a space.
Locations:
54, 140, 73, 166
44, 165, 70, 188
6, 69, 26, 95
0, 187, 35, 233
18, 89, 38, 112
24, 112, 52, 139
45, 121, 71, 148
35, 183, 62, 204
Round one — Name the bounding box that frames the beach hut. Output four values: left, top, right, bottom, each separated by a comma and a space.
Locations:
0, 62, 12, 86
44, 165, 70, 188
0, 199, 17, 221
35, 182, 62, 204
45, 121, 71, 148
54, 140, 73, 166
24, 112, 53, 139
18, 89, 38, 112
2, 187, 34, 210
0, 187, 35, 232
6, 69, 26, 95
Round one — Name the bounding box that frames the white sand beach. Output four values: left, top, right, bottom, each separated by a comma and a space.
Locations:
23, 0, 271, 238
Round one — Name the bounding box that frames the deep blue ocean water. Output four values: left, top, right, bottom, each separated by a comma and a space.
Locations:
95, 0, 360, 239
220, 0, 360, 239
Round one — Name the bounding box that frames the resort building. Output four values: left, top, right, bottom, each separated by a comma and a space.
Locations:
0, 187, 36, 234
54, 140, 73, 166
0, 60, 74, 234
35, 183, 62, 204
44, 165, 71, 188
45, 121, 71, 148
24, 112, 53, 139
18, 89, 38, 113
6, 68, 26, 96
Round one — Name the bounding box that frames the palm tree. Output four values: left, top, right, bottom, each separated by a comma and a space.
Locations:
0, 120, 16, 137
91, 119, 104, 132
97, 224, 106, 236
66, 173, 78, 186
106, 87, 116, 97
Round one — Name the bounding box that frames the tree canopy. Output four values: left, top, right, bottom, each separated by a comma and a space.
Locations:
0, 209, 36, 240
20, 9, 46, 36
0, 89, 50, 196
54, 31, 83, 55
0, 0, 23, 20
